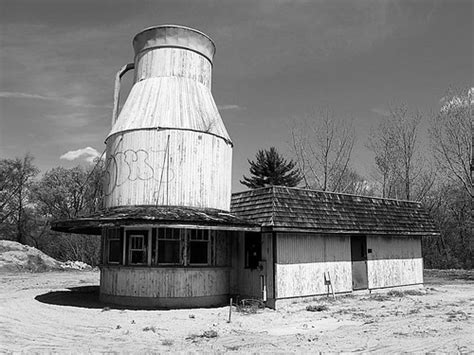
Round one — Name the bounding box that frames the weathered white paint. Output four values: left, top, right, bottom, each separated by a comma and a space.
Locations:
275, 233, 352, 298
135, 48, 212, 88
367, 236, 423, 288
275, 261, 352, 298
352, 261, 368, 290
107, 77, 230, 141
105, 25, 232, 210
100, 266, 230, 298
104, 130, 231, 209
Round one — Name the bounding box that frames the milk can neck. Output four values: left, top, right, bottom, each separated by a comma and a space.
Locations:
132, 25, 215, 87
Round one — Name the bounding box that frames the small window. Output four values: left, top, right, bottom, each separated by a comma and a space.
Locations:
245, 232, 261, 269
189, 229, 210, 265
108, 239, 122, 263
157, 228, 181, 264
107, 229, 122, 264
127, 231, 148, 265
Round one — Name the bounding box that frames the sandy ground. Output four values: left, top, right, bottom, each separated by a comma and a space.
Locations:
0, 270, 472, 353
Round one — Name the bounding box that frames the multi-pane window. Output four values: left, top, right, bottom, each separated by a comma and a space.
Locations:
128, 232, 147, 265
189, 229, 210, 265
112, 227, 218, 266
157, 228, 181, 265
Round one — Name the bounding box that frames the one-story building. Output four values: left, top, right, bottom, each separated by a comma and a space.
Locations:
230, 186, 439, 308
52, 24, 439, 309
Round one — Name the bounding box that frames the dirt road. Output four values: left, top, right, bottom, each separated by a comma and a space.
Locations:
0, 270, 472, 353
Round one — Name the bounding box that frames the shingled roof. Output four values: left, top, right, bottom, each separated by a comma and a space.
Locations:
231, 186, 439, 236
51, 205, 259, 235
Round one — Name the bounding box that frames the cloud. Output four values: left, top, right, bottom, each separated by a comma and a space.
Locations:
0, 91, 58, 101
370, 107, 391, 117
60, 147, 101, 163
217, 104, 243, 111
0, 91, 110, 108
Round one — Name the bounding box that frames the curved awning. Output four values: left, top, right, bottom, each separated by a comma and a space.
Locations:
51, 205, 260, 235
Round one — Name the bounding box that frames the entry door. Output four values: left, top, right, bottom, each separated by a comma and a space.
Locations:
351, 235, 368, 290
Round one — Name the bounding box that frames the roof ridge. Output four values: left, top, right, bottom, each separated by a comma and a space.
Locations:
271, 185, 421, 204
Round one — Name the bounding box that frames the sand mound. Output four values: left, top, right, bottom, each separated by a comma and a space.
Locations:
0, 240, 90, 272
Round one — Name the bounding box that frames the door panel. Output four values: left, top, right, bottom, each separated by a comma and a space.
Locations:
351, 236, 368, 290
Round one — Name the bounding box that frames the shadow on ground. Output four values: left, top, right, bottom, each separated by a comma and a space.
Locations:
34, 286, 148, 310
34, 286, 110, 309
35, 286, 187, 310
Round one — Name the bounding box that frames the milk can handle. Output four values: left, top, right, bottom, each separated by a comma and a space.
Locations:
112, 63, 135, 125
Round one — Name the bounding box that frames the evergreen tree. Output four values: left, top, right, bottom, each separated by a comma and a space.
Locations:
240, 147, 302, 188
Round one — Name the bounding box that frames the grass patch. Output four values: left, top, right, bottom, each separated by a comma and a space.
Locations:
202, 330, 218, 338
186, 330, 218, 341
306, 304, 329, 312
446, 310, 469, 321
143, 326, 156, 333
225, 345, 241, 351
370, 294, 391, 301
332, 307, 358, 315
236, 299, 264, 314
162, 339, 173, 346
387, 289, 426, 297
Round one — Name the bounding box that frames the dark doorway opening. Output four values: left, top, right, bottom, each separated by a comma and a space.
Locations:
244, 232, 261, 270
351, 235, 368, 290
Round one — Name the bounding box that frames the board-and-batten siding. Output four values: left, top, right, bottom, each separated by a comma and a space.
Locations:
367, 236, 423, 289
104, 129, 231, 210
275, 233, 352, 298
100, 266, 230, 298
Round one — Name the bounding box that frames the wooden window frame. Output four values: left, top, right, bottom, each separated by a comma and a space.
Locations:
188, 229, 211, 266
156, 227, 182, 266
124, 228, 152, 266
106, 228, 122, 265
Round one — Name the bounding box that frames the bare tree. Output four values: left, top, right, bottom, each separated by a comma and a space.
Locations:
32, 161, 105, 219
430, 88, 472, 197
367, 118, 398, 198
290, 107, 355, 192
368, 104, 431, 201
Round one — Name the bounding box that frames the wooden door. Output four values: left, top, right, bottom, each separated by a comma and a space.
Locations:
351, 235, 368, 290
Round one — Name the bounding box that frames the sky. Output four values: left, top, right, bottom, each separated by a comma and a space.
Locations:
0, 0, 472, 192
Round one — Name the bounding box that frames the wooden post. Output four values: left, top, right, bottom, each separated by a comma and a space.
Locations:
227, 297, 232, 323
